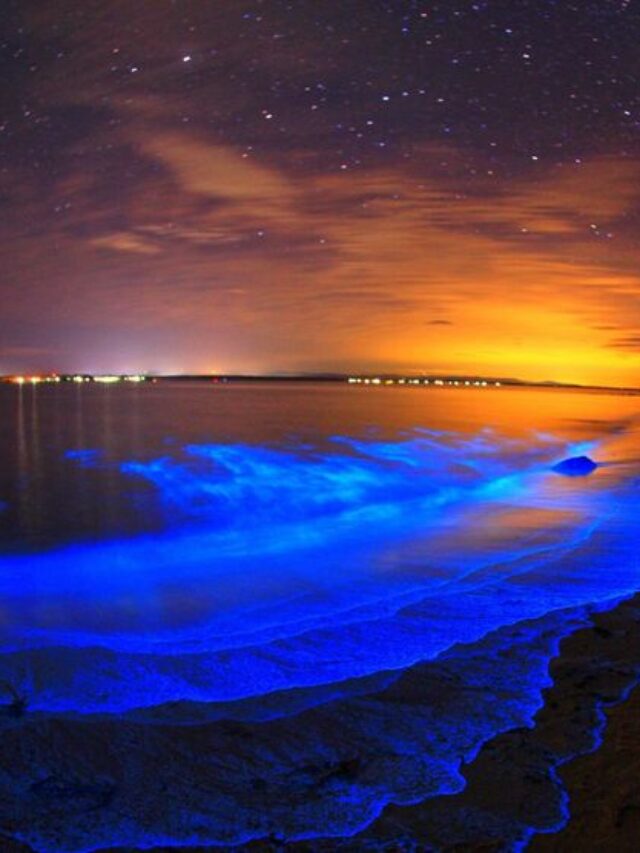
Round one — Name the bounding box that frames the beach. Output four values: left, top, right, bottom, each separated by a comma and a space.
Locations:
269, 593, 640, 852
1, 594, 638, 852
1, 383, 639, 851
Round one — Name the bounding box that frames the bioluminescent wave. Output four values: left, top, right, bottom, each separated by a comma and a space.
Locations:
1, 424, 639, 851
0, 428, 635, 708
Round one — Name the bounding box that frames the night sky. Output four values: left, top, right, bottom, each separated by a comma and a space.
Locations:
2, 1, 640, 384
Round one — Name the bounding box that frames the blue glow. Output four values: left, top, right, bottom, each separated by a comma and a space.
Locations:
1, 427, 639, 851
63, 449, 102, 467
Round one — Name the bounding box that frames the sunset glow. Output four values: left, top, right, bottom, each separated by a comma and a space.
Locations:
2, 3, 639, 385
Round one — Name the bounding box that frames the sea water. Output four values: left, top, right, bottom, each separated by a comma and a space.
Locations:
0, 381, 639, 851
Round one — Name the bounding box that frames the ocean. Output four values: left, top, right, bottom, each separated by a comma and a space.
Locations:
0, 381, 639, 851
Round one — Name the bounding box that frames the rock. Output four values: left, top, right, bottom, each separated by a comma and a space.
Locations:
552, 456, 598, 477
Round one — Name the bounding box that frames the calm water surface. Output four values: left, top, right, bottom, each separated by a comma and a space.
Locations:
1, 380, 637, 550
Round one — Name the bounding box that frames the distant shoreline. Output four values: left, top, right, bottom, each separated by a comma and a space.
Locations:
2, 372, 640, 395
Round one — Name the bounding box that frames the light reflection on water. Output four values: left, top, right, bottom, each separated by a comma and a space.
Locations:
1, 381, 636, 549
0, 382, 639, 851
0, 382, 637, 708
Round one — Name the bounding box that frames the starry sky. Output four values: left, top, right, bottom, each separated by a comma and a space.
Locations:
2, 0, 640, 384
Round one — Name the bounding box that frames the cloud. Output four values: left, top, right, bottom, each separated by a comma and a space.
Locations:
606, 334, 640, 351
456, 159, 640, 238
3, 109, 640, 383
137, 133, 297, 225
91, 232, 161, 255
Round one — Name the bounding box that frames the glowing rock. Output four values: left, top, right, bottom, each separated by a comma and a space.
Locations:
552, 455, 598, 477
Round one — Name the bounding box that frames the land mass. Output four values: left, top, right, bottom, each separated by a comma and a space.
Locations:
2, 372, 640, 395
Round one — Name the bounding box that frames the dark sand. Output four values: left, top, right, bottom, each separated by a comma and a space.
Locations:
1, 596, 638, 853
249, 594, 640, 852
531, 686, 640, 852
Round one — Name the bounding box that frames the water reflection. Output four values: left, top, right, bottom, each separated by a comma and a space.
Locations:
0, 384, 639, 851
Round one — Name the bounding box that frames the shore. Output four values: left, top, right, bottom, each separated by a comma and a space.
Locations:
248, 593, 639, 852
0, 594, 636, 853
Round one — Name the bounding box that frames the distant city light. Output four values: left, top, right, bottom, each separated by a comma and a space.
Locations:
345, 375, 504, 389
8, 374, 61, 385
1, 373, 150, 385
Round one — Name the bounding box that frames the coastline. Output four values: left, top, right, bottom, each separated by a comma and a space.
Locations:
531, 684, 640, 852
261, 592, 640, 852
1, 595, 638, 852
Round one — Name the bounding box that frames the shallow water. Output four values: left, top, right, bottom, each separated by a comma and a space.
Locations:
0, 381, 639, 851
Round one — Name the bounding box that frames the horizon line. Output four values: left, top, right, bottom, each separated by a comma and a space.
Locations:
2, 371, 639, 395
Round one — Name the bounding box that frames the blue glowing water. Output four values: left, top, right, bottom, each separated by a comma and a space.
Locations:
0, 382, 639, 851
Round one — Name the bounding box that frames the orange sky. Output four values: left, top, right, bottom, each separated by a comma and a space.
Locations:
3, 130, 640, 385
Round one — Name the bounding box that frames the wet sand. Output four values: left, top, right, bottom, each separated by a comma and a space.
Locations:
1, 595, 636, 853
246, 593, 640, 852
